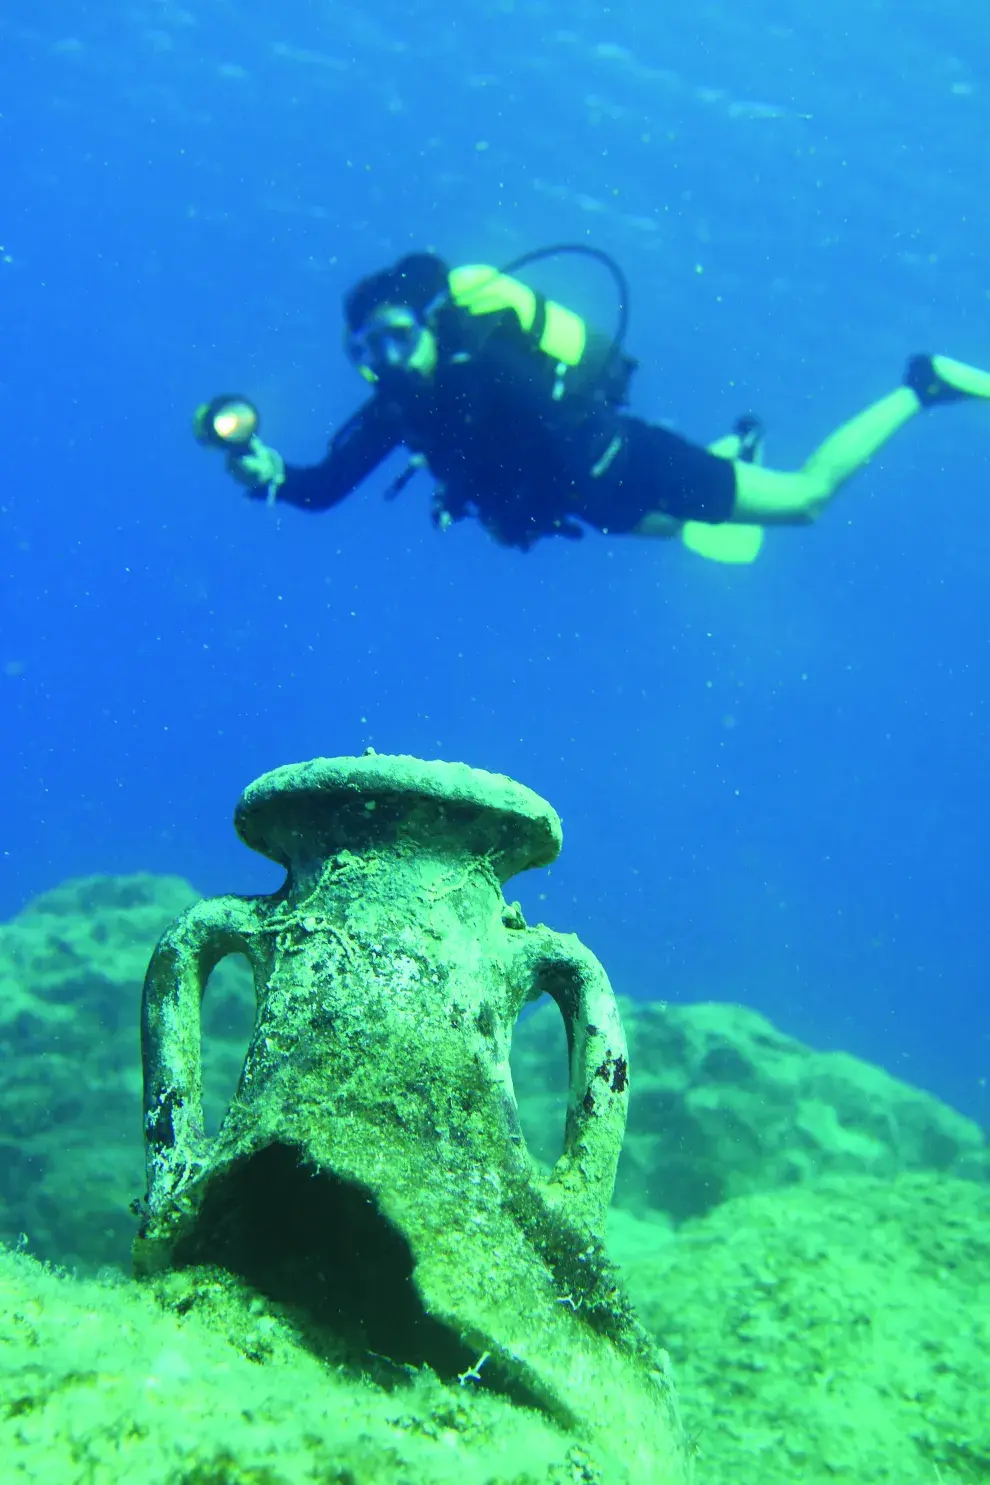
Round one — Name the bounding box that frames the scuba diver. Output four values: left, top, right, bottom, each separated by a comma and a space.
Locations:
194, 246, 990, 565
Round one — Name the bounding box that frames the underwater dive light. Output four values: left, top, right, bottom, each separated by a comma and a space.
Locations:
193, 394, 261, 451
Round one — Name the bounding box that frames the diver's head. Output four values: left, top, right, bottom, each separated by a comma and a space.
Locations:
344, 252, 449, 384
345, 303, 438, 383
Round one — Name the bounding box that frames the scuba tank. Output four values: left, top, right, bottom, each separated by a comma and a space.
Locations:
439, 245, 637, 407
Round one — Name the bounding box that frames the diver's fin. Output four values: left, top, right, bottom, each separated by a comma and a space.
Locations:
707, 413, 766, 464
690, 413, 767, 561
681, 521, 765, 564
905, 353, 990, 407
733, 413, 766, 465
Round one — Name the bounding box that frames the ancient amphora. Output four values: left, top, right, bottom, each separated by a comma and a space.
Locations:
135, 752, 687, 1482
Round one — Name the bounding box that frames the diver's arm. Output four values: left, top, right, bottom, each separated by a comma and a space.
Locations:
276, 396, 402, 512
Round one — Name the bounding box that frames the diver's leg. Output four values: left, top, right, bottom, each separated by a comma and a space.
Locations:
731, 387, 918, 525
731, 353, 990, 526
637, 416, 766, 539
634, 511, 685, 539
910, 353, 990, 404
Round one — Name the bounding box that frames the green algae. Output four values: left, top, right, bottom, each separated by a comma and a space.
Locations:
0, 1246, 601, 1484
622, 1173, 990, 1484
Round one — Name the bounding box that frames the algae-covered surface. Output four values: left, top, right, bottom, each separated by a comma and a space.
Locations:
0, 1247, 596, 1484
3, 1174, 988, 1483
621, 1174, 990, 1484
1, 874, 989, 1482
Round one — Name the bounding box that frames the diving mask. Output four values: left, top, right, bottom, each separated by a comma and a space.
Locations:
346, 305, 432, 381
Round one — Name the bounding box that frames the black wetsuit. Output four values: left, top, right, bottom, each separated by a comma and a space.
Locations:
273, 301, 737, 552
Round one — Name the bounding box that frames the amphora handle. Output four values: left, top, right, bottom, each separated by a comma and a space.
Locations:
140, 894, 267, 1218
512, 929, 630, 1237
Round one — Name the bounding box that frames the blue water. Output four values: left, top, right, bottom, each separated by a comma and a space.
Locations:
2, 1, 988, 1122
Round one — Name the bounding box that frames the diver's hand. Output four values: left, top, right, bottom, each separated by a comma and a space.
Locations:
226, 437, 285, 499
